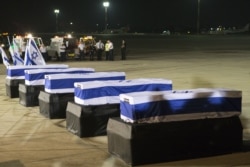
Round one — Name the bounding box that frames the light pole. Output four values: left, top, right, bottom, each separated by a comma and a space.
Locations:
70, 22, 73, 32
197, 0, 200, 34
96, 23, 99, 33
103, 1, 109, 31
54, 9, 60, 32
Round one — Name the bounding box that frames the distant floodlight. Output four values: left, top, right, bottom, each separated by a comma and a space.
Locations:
103, 2, 110, 31
26, 33, 33, 38
103, 2, 109, 7
67, 34, 72, 38
54, 9, 60, 14
54, 9, 60, 32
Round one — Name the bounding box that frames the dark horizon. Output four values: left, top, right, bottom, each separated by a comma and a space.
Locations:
1, 0, 250, 34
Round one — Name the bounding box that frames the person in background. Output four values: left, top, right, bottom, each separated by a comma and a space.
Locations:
89, 44, 96, 61
59, 43, 66, 61
121, 40, 126, 60
78, 41, 85, 60
40, 44, 48, 61
74, 47, 80, 60
21, 42, 26, 60
95, 40, 104, 60
108, 40, 114, 61
65, 40, 69, 48
105, 40, 110, 60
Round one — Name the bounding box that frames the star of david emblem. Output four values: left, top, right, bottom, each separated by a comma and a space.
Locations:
31, 52, 39, 59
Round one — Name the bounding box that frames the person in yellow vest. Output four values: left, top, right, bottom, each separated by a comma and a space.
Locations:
105, 40, 110, 60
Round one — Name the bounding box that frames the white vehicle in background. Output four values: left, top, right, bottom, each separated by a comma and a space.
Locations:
162, 30, 171, 35
47, 34, 78, 61
9, 34, 44, 58
46, 36, 64, 60
14, 34, 44, 49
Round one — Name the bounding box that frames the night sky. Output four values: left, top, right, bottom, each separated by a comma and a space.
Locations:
1, 0, 250, 33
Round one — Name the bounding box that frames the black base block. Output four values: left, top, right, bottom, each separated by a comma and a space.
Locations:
38, 91, 74, 119
107, 117, 243, 166
66, 101, 120, 137
19, 84, 44, 107
5, 78, 25, 98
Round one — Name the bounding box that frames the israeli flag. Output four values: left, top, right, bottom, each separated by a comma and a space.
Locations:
24, 45, 29, 64
11, 40, 24, 65
0, 47, 10, 67
24, 38, 46, 65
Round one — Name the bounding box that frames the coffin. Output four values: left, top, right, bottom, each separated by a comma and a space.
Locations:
107, 88, 243, 165
119, 88, 242, 123
24, 67, 94, 86
74, 78, 172, 105
44, 72, 126, 93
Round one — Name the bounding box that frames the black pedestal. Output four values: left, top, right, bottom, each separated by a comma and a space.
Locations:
38, 91, 74, 119
107, 117, 243, 166
5, 78, 25, 98
19, 83, 44, 107
66, 101, 120, 137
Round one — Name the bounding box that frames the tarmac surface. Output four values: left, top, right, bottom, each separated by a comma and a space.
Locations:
1, 34, 250, 167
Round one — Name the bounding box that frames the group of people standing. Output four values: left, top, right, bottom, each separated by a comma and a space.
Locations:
34, 38, 127, 62
78, 39, 127, 61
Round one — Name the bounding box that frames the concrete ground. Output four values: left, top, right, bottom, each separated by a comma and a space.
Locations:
1, 34, 250, 167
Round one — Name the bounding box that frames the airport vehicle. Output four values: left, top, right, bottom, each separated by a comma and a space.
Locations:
46, 35, 78, 60
79, 36, 96, 55
79, 36, 96, 46
14, 34, 44, 49
46, 36, 63, 60
46, 35, 96, 61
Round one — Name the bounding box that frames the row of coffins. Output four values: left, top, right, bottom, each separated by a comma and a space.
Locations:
16, 68, 173, 136
38, 72, 126, 119
65, 80, 243, 165
5, 65, 243, 166
6, 64, 69, 98
17, 68, 173, 137
19, 68, 95, 106
66, 79, 173, 137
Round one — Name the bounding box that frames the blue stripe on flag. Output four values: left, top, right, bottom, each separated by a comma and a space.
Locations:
75, 84, 172, 100
120, 97, 241, 121
45, 76, 126, 90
